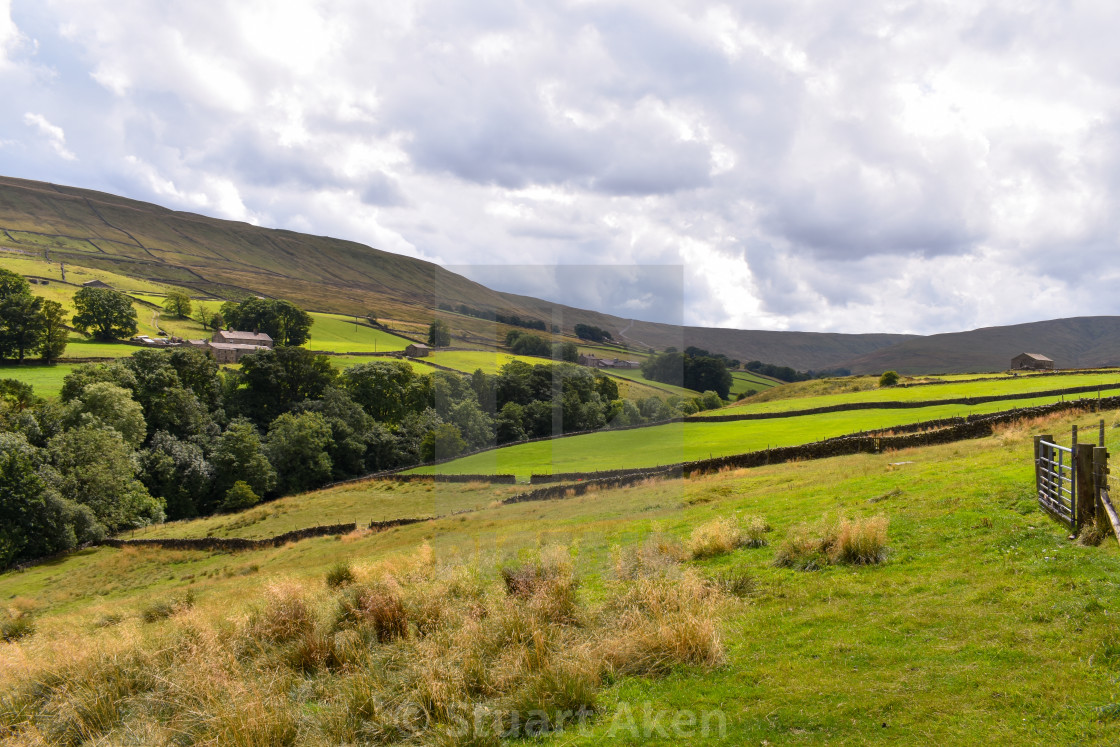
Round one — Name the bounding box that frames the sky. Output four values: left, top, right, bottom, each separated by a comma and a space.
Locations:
1, 0, 1118, 335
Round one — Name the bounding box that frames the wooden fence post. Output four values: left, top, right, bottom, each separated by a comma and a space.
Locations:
1075, 443, 1096, 532
1095, 446, 1111, 535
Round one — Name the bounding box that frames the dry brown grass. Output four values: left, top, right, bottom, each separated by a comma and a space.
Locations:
773, 515, 890, 570
0, 542, 727, 744
687, 514, 771, 559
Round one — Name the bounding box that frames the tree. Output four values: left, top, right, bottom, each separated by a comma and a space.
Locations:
0, 294, 44, 361
71, 287, 138, 341
163, 290, 192, 319
421, 422, 466, 462
221, 298, 313, 346
37, 300, 68, 363
340, 360, 417, 424
266, 411, 334, 493
428, 319, 451, 348
67, 382, 147, 448
47, 424, 164, 533
220, 481, 260, 513
879, 370, 900, 387
138, 432, 213, 520
210, 419, 277, 499
230, 346, 337, 424
574, 324, 612, 343
197, 307, 224, 331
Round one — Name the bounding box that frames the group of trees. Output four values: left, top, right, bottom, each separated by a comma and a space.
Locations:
574, 324, 612, 343
744, 360, 852, 383
503, 330, 578, 362
642, 348, 733, 399
0, 269, 69, 363
0, 341, 724, 567
220, 298, 313, 346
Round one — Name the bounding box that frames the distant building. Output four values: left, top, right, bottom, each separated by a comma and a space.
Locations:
578, 352, 641, 369
81, 279, 111, 289
213, 330, 273, 348
206, 342, 270, 363
405, 343, 430, 357
1012, 353, 1054, 371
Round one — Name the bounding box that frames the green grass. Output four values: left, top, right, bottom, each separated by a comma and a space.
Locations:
3, 408, 1120, 743
303, 313, 411, 353
0, 363, 77, 398
730, 370, 781, 395
411, 390, 1115, 478
723, 371, 1120, 415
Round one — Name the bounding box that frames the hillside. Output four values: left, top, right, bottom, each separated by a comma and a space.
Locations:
839, 316, 1120, 374
0, 175, 912, 369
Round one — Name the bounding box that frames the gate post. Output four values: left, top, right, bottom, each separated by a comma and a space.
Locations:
1095, 446, 1111, 536
1075, 443, 1096, 532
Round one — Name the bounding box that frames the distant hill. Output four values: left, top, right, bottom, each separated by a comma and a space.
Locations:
4, 174, 1108, 375
837, 316, 1120, 374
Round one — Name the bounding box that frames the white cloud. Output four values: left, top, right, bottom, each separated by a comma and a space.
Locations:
3, 0, 1120, 334
22, 112, 75, 160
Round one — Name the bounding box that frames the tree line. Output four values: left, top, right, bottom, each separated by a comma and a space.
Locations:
0, 345, 723, 567
436, 303, 552, 332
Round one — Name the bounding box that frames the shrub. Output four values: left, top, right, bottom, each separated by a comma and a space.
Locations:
221, 480, 260, 513
879, 370, 900, 387
325, 560, 355, 588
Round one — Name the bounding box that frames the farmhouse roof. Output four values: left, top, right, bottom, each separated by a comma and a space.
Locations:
409, 343, 430, 349
217, 330, 273, 344
1018, 353, 1053, 362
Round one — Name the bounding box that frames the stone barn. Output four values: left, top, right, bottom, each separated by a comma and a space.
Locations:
405, 343, 430, 357
1011, 353, 1054, 371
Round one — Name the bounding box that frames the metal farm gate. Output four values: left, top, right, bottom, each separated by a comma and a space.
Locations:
1036, 438, 1076, 529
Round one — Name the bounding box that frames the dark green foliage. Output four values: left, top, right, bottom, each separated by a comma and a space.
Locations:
232, 347, 337, 424
37, 299, 68, 362
436, 302, 547, 331
574, 323, 611, 342
340, 360, 416, 424
211, 419, 277, 499
427, 318, 451, 347
642, 350, 732, 399
71, 287, 138, 340
220, 480, 260, 513
421, 422, 466, 462
139, 432, 213, 520
553, 341, 579, 362
1, 293, 44, 361
0, 434, 90, 568
266, 411, 334, 493
66, 381, 147, 447
47, 424, 165, 533
505, 330, 550, 356
879, 370, 900, 387
221, 298, 313, 346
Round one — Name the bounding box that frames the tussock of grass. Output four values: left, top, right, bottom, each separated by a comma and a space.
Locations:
612, 532, 687, 580
687, 514, 770, 559
0, 543, 725, 744
1077, 520, 1108, 547
0, 611, 35, 642
325, 560, 355, 588
774, 515, 890, 570
139, 590, 194, 624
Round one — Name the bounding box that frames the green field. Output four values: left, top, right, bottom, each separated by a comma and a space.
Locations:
0, 363, 76, 398
722, 371, 1120, 415
3, 407, 1120, 743
304, 313, 411, 353
410, 389, 1118, 478
729, 370, 781, 395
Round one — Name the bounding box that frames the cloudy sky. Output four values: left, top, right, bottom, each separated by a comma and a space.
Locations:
1, 1, 1117, 334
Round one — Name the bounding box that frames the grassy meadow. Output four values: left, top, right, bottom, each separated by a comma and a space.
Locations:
2, 407, 1120, 743
410, 387, 1120, 479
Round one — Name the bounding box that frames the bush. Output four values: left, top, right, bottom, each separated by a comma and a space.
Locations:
879, 370, 900, 387
220, 480, 260, 512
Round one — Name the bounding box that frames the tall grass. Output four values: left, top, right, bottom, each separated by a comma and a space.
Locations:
773, 515, 890, 570
687, 514, 770, 559
0, 542, 727, 744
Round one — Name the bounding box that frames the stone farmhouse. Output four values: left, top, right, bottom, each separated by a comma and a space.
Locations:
578, 353, 641, 369
189, 330, 274, 363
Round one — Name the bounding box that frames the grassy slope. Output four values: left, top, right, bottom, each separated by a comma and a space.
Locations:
3, 408, 1120, 743
721, 371, 1120, 415
409, 390, 1118, 479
